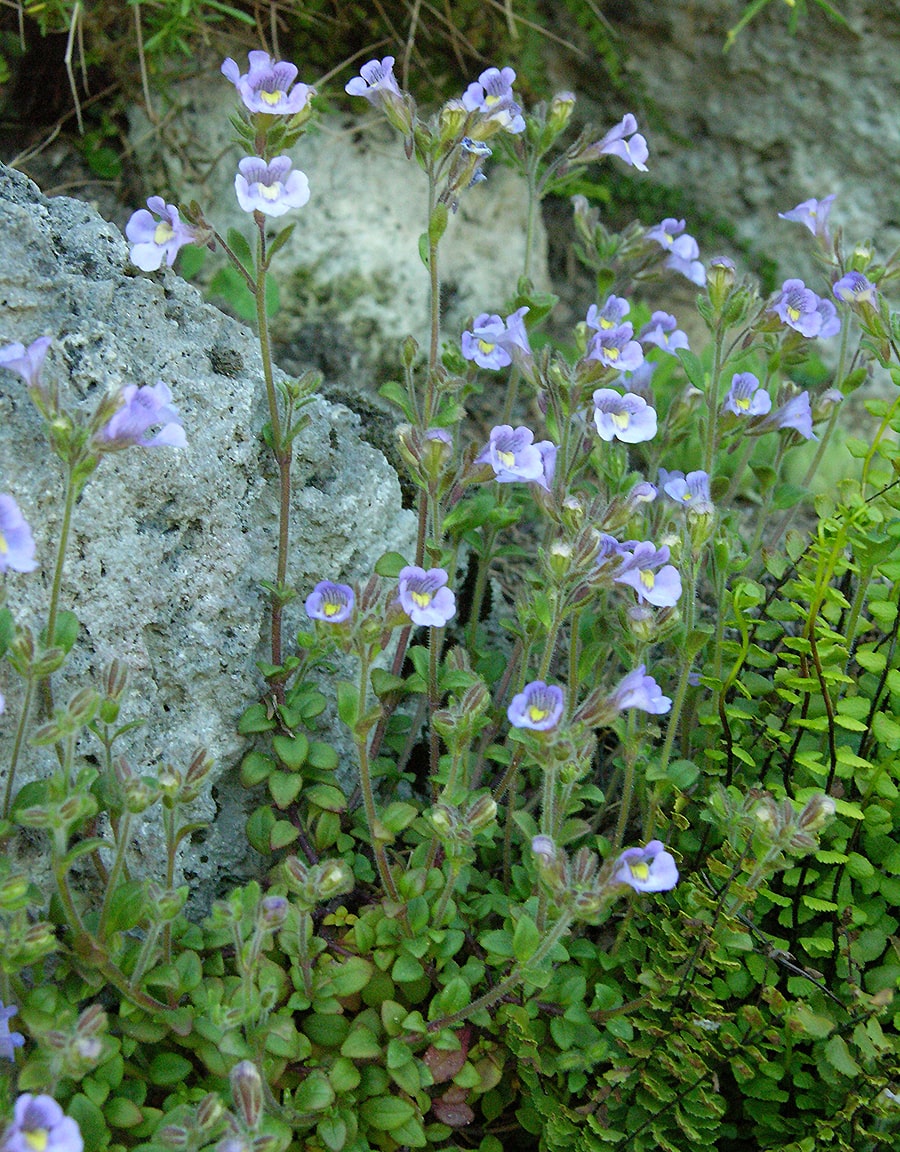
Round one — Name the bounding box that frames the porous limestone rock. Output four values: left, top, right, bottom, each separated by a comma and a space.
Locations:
0, 162, 415, 901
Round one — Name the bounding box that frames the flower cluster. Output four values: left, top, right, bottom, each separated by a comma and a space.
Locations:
222, 51, 315, 116
585, 299, 644, 371
614, 541, 682, 608
126, 197, 198, 272
592, 389, 657, 444
613, 840, 679, 892
397, 566, 456, 627
646, 218, 706, 286
96, 382, 187, 450
461, 66, 526, 135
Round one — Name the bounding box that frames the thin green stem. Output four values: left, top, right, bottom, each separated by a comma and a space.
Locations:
613, 711, 639, 850
297, 910, 314, 998
433, 860, 462, 927
355, 651, 401, 903
97, 810, 133, 942
703, 328, 726, 475
426, 911, 574, 1032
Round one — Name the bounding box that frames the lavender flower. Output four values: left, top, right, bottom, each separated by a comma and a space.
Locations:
833, 271, 877, 305
760, 391, 817, 440
815, 297, 841, 338
461, 67, 525, 133
531, 835, 557, 863
587, 325, 644, 372
2, 1095, 83, 1152
507, 681, 565, 731
647, 219, 706, 285
345, 56, 402, 102
595, 113, 649, 171
0, 336, 52, 388
614, 542, 682, 607
778, 194, 836, 241
592, 389, 657, 443
0, 1000, 24, 1061
221, 52, 315, 115
125, 197, 198, 272
305, 581, 355, 623
722, 372, 771, 417
461, 307, 530, 369
770, 279, 828, 337
397, 566, 456, 627
476, 425, 555, 489
0, 495, 38, 573
235, 156, 310, 217
660, 469, 713, 513
97, 382, 186, 450
608, 665, 672, 714
613, 841, 679, 892
638, 311, 690, 354
586, 296, 630, 332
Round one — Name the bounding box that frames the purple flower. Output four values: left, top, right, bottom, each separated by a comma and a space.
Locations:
2, 1095, 83, 1152
508, 681, 565, 731
531, 834, 556, 863
596, 113, 649, 171
125, 197, 198, 272
221, 51, 315, 115
613, 841, 679, 892
461, 67, 525, 133
639, 311, 690, 354
0, 336, 52, 388
815, 297, 841, 339
97, 382, 186, 449
615, 359, 656, 399
345, 56, 402, 102
235, 156, 310, 217
722, 372, 771, 417
615, 542, 682, 607
778, 195, 836, 241
770, 279, 826, 337
305, 580, 355, 623
397, 566, 456, 627
461, 307, 530, 370
609, 665, 672, 714
833, 271, 877, 305
592, 389, 657, 443
586, 296, 630, 332
647, 219, 705, 284
0, 1000, 24, 1061
661, 469, 713, 513
0, 495, 38, 574
587, 325, 644, 372
760, 391, 817, 440
476, 425, 556, 489
596, 534, 628, 573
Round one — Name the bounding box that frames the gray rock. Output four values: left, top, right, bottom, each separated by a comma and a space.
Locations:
0, 163, 415, 900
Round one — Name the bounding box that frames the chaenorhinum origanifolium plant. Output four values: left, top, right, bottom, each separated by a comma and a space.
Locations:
0, 40, 898, 1152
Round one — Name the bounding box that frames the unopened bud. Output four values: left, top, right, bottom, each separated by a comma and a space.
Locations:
0, 875, 30, 909
429, 805, 456, 838
707, 256, 736, 311
66, 687, 99, 726
76, 1004, 107, 1036
465, 795, 497, 833
438, 98, 467, 145
798, 793, 836, 833
283, 855, 309, 890
157, 1125, 191, 1149
196, 1093, 226, 1131
124, 778, 158, 814
314, 860, 353, 900
258, 895, 288, 929
230, 1061, 263, 1131
547, 91, 576, 136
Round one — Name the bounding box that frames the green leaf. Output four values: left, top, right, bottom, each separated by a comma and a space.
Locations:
392, 954, 425, 983
360, 1095, 415, 1131
241, 751, 275, 787
305, 784, 346, 812
272, 731, 309, 770
317, 1115, 348, 1152
238, 702, 276, 734
329, 956, 374, 997
340, 1026, 382, 1059
428, 203, 449, 245
149, 1052, 193, 1086
293, 1070, 335, 1113
374, 551, 409, 578
371, 668, 406, 699
246, 805, 276, 853
675, 347, 706, 390
307, 741, 339, 771
513, 914, 540, 963
823, 1034, 861, 1078
268, 770, 304, 808
378, 380, 416, 421
418, 232, 430, 268
226, 226, 253, 271
336, 681, 359, 727
270, 819, 299, 849
266, 222, 296, 263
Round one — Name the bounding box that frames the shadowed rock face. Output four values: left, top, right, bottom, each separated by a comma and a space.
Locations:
0, 163, 414, 903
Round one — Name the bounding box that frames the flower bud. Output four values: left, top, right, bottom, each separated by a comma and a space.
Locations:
706, 256, 736, 311
438, 98, 468, 145
157, 1125, 191, 1149
66, 687, 99, 727
547, 91, 576, 137
0, 874, 30, 910
76, 1003, 107, 1036
258, 895, 288, 930
230, 1060, 263, 1131
197, 1093, 226, 1131
798, 793, 836, 833
428, 804, 457, 838
313, 860, 353, 900
465, 795, 497, 833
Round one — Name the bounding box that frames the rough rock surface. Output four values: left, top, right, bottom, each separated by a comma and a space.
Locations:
127, 74, 551, 386
0, 163, 415, 900
565, 0, 899, 284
